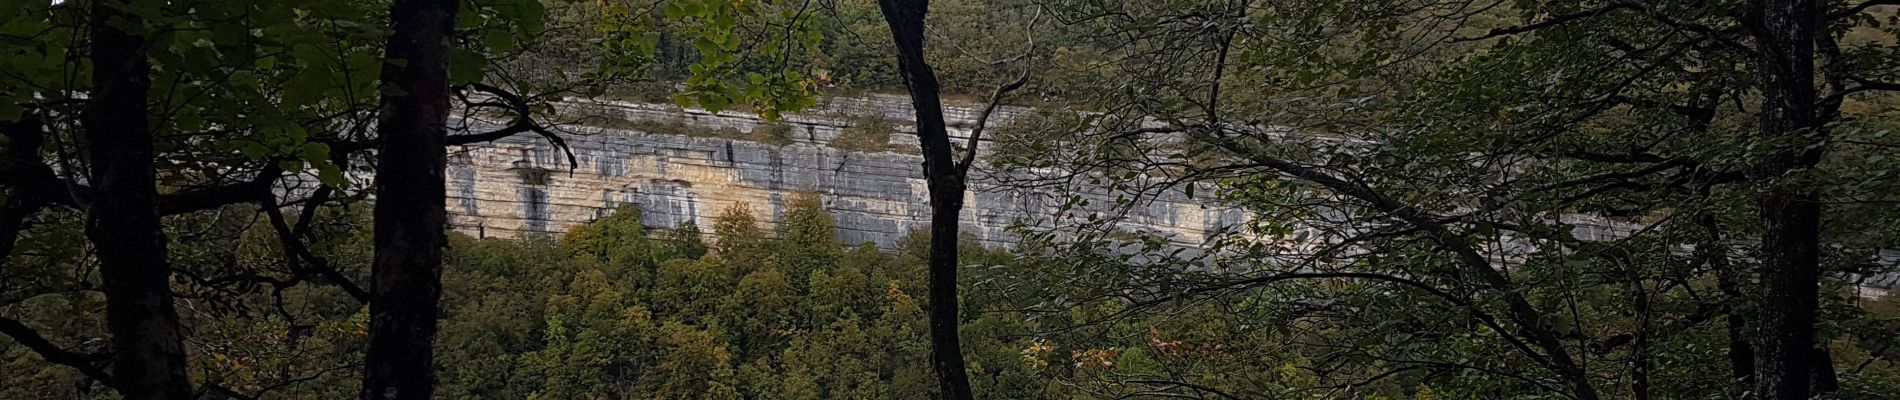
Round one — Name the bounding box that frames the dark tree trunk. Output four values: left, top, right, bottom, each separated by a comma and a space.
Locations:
1744, 0, 1827, 398
1720, 270, 1758, 383
1811, 347, 1839, 393
873, 1, 974, 398
360, 0, 458, 398
1702, 216, 1757, 383
83, 0, 193, 398
1629, 275, 1652, 400
1753, 194, 1824, 400
1, 115, 51, 260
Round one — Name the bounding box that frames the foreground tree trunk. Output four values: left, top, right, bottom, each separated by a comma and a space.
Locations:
83, 0, 194, 398
1744, 0, 1828, 398
360, 0, 458, 398
873, 0, 974, 398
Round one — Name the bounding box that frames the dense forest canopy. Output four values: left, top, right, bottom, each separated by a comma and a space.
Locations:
3, 0, 1900, 399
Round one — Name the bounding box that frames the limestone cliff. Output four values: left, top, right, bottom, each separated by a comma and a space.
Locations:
444, 95, 1244, 248
438, 95, 1898, 298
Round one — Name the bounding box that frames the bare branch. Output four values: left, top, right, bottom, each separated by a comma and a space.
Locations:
1190, 125, 1602, 400
1831, 0, 1900, 20
263, 195, 371, 303
1454, 3, 1639, 42
0, 316, 112, 383
956, 74, 1029, 175
329, 83, 579, 172
159, 165, 281, 215
1122, 379, 1244, 400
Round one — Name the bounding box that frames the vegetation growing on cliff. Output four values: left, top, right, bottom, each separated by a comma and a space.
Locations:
831, 115, 913, 154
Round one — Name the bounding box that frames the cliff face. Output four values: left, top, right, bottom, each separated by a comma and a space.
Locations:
437, 95, 1899, 297
444, 95, 1244, 248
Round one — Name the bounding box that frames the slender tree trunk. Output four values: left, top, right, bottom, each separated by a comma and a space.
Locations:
83, 0, 193, 398
1744, 0, 1827, 398
873, 1, 974, 398
360, 0, 458, 398
1, 116, 53, 259
1629, 275, 1652, 400
1702, 216, 1758, 383
1720, 266, 1758, 383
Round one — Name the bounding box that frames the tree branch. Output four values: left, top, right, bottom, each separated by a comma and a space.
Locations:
0, 317, 263, 400
263, 195, 370, 303
956, 74, 1029, 176
327, 83, 578, 169
1831, 0, 1900, 20
0, 316, 113, 383
1454, 3, 1640, 42
1122, 379, 1243, 400
463, 83, 577, 170
1176, 270, 1561, 375
158, 165, 281, 215
1189, 125, 1602, 400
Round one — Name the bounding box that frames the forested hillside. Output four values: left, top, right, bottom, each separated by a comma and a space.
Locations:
6, 193, 1899, 399
4, 194, 1385, 399
5, 0, 1900, 399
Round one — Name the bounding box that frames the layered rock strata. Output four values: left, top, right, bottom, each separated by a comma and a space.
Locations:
444, 96, 1245, 248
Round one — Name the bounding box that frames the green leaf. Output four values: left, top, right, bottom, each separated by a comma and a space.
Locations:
299, 142, 331, 162
513, 0, 547, 34
239, 142, 270, 160
700, 93, 730, 112
449, 48, 488, 85
315, 163, 347, 188
483, 29, 518, 53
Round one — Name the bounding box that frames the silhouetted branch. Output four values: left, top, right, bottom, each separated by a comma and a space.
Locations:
1122, 379, 1243, 400
263, 195, 370, 303
1454, 3, 1639, 42
0, 316, 113, 383
957, 74, 1029, 175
